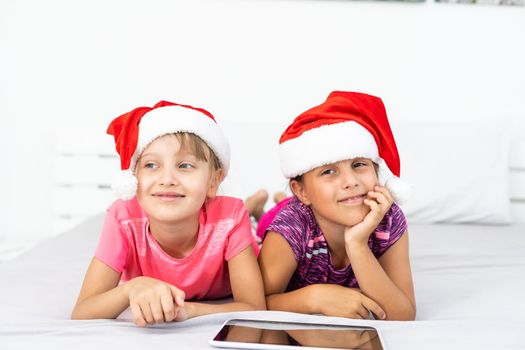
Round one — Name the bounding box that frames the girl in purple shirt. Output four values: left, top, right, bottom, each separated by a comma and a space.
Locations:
258, 91, 416, 321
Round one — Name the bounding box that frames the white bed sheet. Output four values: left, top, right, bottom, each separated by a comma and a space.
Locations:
1, 215, 524, 349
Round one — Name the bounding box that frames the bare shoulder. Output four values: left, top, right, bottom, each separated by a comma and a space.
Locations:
258, 232, 298, 294
260, 231, 296, 261
379, 230, 410, 263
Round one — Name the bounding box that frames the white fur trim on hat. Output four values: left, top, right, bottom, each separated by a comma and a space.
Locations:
280, 121, 411, 204
279, 121, 380, 178
111, 170, 138, 200
376, 159, 412, 204
130, 105, 230, 174
385, 176, 412, 205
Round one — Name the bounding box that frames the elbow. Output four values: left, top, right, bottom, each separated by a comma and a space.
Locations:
244, 303, 266, 312
245, 296, 267, 311
265, 296, 274, 311
255, 304, 267, 311
404, 299, 417, 320
250, 299, 267, 311
386, 304, 416, 321
70, 305, 96, 320
393, 311, 416, 321
265, 294, 281, 311
70, 308, 83, 320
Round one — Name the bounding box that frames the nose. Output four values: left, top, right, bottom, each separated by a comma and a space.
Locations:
340, 166, 359, 189
158, 166, 179, 187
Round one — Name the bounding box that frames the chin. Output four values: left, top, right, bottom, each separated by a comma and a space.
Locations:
339, 208, 370, 227
149, 213, 179, 223
145, 205, 182, 221
341, 217, 366, 227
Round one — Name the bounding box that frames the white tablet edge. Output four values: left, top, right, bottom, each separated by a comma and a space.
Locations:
208, 318, 388, 350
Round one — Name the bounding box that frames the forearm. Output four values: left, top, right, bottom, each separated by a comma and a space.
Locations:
71, 284, 129, 320
186, 300, 265, 319
347, 244, 415, 320
266, 285, 317, 314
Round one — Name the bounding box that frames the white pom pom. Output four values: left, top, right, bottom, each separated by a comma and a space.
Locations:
385, 176, 412, 205
111, 170, 138, 200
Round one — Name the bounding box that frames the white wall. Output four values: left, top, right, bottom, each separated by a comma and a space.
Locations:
1, 0, 524, 246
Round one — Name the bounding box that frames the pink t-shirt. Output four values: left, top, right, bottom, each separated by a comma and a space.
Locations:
95, 196, 258, 300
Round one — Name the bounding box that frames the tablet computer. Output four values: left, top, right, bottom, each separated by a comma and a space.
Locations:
209, 319, 386, 350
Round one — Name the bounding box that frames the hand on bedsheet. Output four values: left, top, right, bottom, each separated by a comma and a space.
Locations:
309, 284, 386, 320
124, 276, 186, 327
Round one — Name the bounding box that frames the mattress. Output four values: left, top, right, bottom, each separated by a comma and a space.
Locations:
1, 215, 524, 349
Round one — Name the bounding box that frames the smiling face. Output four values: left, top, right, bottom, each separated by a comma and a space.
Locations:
291, 158, 379, 229
135, 133, 223, 225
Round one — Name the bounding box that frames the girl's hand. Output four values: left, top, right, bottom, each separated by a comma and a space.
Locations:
171, 301, 195, 322
123, 276, 185, 327
344, 186, 394, 246
309, 284, 386, 320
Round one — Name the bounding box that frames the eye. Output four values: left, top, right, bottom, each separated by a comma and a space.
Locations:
320, 168, 335, 176
352, 160, 369, 168
144, 162, 158, 169
179, 162, 195, 169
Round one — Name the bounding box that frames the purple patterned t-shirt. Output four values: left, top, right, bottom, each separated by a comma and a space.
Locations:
266, 196, 407, 292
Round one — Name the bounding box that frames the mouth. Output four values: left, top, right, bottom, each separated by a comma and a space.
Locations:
338, 194, 366, 205
152, 192, 185, 202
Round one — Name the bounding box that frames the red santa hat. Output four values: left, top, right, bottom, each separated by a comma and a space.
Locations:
279, 91, 411, 204
107, 100, 230, 200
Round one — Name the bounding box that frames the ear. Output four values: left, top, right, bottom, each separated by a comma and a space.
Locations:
290, 179, 311, 206
206, 169, 225, 198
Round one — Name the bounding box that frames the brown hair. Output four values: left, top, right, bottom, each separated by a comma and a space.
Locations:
289, 161, 379, 185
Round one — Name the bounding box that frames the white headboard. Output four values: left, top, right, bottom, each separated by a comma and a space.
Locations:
509, 137, 525, 220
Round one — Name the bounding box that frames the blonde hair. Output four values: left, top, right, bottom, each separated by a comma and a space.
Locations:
138, 132, 222, 172
175, 132, 222, 171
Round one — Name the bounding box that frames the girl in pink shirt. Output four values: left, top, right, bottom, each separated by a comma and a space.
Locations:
71, 101, 266, 326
